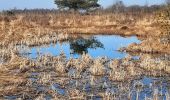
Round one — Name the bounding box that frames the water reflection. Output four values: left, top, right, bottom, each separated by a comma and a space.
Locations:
69, 37, 104, 55
21, 35, 140, 59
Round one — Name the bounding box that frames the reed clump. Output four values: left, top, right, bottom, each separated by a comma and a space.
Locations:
140, 54, 170, 73
125, 37, 170, 54
89, 57, 107, 76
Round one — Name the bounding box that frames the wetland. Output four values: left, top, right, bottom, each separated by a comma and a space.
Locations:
0, 2, 170, 100
0, 33, 169, 100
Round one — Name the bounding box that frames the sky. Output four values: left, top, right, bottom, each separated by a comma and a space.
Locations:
0, 0, 166, 11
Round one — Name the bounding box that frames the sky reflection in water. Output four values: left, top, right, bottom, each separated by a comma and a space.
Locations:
28, 35, 140, 59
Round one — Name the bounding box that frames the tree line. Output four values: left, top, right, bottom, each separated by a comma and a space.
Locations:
54, 0, 167, 14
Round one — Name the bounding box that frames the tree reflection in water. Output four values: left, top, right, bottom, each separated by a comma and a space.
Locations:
69, 36, 104, 55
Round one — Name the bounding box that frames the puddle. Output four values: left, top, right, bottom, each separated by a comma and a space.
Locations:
131, 76, 170, 100
51, 83, 66, 95
4, 95, 19, 100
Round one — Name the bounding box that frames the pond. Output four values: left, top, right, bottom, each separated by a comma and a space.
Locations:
20, 35, 140, 59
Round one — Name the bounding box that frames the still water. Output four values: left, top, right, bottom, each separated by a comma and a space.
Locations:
22, 35, 140, 59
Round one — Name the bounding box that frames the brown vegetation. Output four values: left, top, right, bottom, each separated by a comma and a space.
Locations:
0, 51, 169, 99
0, 11, 161, 46
123, 37, 170, 54
123, 5, 170, 54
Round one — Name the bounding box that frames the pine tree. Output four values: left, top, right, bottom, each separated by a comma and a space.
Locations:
54, 0, 100, 11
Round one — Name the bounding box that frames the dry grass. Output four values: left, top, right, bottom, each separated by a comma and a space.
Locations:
0, 12, 160, 46
123, 5, 170, 54
124, 37, 170, 54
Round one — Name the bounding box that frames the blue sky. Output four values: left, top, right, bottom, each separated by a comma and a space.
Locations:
0, 0, 166, 11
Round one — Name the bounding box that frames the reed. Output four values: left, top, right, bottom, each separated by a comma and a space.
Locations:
89, 57, 106, 76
